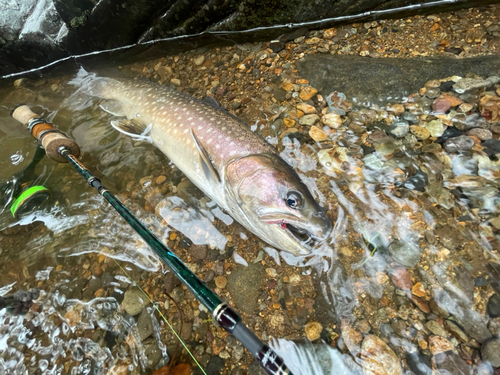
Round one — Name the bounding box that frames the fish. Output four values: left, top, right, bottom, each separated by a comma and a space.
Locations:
71, 71, 332, 256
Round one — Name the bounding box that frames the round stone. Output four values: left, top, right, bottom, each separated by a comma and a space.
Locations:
432, 98, 451, 114
305, 321, 323, 341
299, 114, 320, 126
215, 276, 227, 289
321, 113, 343, 128
426, 120, 445, 137
468, 128, 492, 140
122, 288, 151, 316
410, 125, 430, 140
481, 339, 500, 367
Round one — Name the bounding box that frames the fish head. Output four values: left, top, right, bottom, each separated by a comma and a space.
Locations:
226, 154, 332, 256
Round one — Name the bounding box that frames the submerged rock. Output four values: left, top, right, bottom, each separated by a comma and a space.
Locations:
487, 294, 500, 318
443, 135, 474, 153
388, 240, 422, 268
122, 288, 151, 316
361, 335, 402, 375
481, 339, 500, 367
453, 76, 500, 94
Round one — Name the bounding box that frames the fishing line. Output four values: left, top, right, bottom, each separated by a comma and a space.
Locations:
112, 258, 208, 375
0, 0, 479, 80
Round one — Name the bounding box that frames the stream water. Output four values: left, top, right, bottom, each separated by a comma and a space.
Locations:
1, 14, 500, 375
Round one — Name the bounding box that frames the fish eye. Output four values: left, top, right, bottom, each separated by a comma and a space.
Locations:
286, 191, 302, 209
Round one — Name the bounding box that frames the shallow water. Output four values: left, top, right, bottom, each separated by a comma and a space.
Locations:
1, 36, 500, 375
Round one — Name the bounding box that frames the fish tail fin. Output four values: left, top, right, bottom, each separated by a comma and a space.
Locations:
68, 67, 114, 99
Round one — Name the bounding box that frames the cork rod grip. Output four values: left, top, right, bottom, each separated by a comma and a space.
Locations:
10, 104, 81, 163
10, 104, 38, 125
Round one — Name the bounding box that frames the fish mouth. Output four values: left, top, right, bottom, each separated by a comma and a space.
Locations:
283, 222, 318, 249
256, 209, 331, 254
261, 215, 324, 253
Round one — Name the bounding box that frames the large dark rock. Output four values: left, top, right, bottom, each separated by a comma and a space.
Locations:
1, 0, 500, 78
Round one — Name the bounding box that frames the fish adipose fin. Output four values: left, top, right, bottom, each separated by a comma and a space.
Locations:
190, 128, 221, 184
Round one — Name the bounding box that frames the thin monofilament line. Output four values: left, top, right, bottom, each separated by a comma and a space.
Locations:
113, 258, 208, 375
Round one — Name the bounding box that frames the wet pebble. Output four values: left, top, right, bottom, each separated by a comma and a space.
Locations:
299, 114, 319, 126
388, 240, 422, 268
388, 122, 409, 138
491, 123, 500, 134
443, 135, 474, 152
296, 103, 316, 114
164, 272, 181, 293
122, 288, 151, 316
432, 98, 451, 114
363, 154, 384, 170
299, 86, 318, 101
444, 320, 468, 342
390, 267, 412, 290
482, 139, 500, 154
467, 128, 493, 140
422, 143, 442, 153
321, 113, 342, 128
434, 352, 471, 375
194, 55, 205, 66
481, 339, 500, 367
428, 335, 454, 355
426, 120, 445, 137
305, 321, 323, 341
309, 126, 328, 141
215, 276, 227, 289
387, 103, 405, 116
487, 294, 500, 318
137, 308, 154, 341
189, 244, 207, 261
425, 320, 447, 337
410, 125, 430, 140
361, 335, 402, 375
489, 317, 500, 337
408, 294, 431, 313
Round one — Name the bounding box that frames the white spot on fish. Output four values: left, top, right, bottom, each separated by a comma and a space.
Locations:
216, 144, 220, 149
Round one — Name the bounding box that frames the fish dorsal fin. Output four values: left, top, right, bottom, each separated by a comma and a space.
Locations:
202, 95, 241, 121
190, 128, 221, 184
202, 95, 221, 109
100, 100, 126, 117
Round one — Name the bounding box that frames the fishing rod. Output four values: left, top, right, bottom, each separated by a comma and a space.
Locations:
10, 104, 293, 375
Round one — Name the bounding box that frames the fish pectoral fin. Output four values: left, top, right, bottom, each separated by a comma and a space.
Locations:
99, 100, 126, 117
110, 119, 147, 137
190, 128, 221, 184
